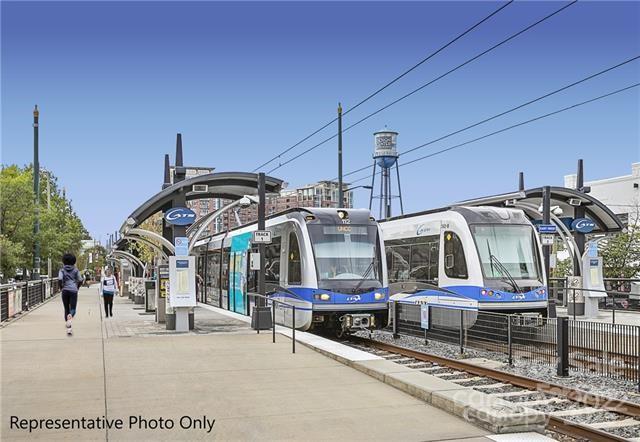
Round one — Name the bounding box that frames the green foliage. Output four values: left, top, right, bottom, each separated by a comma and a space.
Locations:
77, 244, 108, 273
127, 213, 163, 264
0, 235, 26, 279
600, 228, 640, 279
0, 164, 88, 280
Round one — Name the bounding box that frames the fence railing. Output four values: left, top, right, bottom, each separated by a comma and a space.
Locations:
549, 277, 640, 312
0, 278, 61, 323
392, 301, 640, 390
247, 293, 298, 354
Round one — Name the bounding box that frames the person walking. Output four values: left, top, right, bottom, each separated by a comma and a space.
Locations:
100, 267, 118, 318
58, 253, 84, 335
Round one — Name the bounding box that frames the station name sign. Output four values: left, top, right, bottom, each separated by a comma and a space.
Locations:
538, 224, 557, 234
164, 207, 196, 226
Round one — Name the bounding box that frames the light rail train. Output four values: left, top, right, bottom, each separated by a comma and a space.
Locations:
192, 208, 389, 334
381, 206, 548, 315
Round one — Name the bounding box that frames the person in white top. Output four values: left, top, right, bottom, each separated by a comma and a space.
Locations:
100, 267, 118, 318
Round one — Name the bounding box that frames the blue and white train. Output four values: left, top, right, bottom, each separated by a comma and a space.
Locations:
193, 208, 389, 334
381, 206, 548, 315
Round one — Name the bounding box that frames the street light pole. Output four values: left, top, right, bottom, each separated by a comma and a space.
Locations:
32, 105, 41, 280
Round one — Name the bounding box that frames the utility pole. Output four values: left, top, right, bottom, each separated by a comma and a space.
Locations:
337, 103, 343, 208
32, 105, 41, 280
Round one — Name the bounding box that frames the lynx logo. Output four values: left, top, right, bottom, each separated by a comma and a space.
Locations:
571, 218, 595, 233
165, 207, 196, 226
416, 224, 427, 236
346, 295, 361, 303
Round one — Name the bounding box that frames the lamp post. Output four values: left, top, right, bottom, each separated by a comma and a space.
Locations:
32, 105, 41, 280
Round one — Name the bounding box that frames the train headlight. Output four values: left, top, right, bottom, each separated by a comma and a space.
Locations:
374, 292, 385, 300
481, 289, 494, 297
314, 293, 331, 301
537, 288, 546, 295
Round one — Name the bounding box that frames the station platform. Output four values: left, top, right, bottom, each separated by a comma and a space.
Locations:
1, 286, 549, 441
556, 306, 640, 326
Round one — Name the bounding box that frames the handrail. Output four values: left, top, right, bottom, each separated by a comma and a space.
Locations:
247, 292, 297, 354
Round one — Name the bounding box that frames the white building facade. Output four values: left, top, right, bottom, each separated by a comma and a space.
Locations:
564, 162, 639, 227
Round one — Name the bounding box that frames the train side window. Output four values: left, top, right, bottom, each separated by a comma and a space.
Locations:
429, 241, 439, 282
265, 237, 282, 283
444, 231, 468, 279
389, 246, 410, 282
410, 242, 429, 282
287, 232, 301, 285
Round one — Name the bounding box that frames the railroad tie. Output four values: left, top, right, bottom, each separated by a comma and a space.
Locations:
432, 371, 466, 378
474, 383, 510, 390
550, 407, 600, 417
518, 397, 570, 406
490, 390, 539, 398
449, 376, 484, 383
589, 418, 640, 430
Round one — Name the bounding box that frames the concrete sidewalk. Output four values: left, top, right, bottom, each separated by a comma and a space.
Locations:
556, 306, 640, 326
1, 286, 510, 441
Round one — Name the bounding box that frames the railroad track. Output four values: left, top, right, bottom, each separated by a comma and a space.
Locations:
347, 335, 640, 442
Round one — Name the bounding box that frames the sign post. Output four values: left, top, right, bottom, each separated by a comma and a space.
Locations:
252, 173, 272, 331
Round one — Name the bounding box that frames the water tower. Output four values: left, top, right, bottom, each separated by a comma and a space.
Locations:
368, 127, 404, 219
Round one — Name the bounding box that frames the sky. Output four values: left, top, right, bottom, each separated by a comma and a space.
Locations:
2, 1, 639, 243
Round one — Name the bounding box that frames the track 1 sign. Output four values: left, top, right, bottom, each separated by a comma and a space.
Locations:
252, 230, 272, 244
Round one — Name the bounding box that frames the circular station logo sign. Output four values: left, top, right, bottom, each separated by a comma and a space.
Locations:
164, 207, 196, 226
571, 218, 596, 234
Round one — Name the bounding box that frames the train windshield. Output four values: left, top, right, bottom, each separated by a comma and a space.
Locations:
308, 224, 382, 287
471, 225, 540, 280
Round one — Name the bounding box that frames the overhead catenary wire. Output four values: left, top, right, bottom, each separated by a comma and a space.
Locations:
266, 0, 578, 174
346, 83, 640, 186
250, 1, 515, 172
337, 54, 640, 180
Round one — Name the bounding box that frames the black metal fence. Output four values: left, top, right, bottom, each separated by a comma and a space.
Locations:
0, 279, 60, 323
548, 277, 640, 312
392, 301, 639, 387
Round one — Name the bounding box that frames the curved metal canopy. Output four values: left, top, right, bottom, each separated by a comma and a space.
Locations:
120, 172, 283, 231
457, 186, 624, 233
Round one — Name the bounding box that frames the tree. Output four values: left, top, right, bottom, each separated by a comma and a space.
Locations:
599, 202, 640, 279
600, 230, 640, 278
0, 164, 88, 281
0, 235, 26, 279
77, 244, 107, 274
126, 213, 163, 265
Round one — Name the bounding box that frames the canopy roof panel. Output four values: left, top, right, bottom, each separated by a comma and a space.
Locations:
120, 172, 283, 232
457, 186, 624, 233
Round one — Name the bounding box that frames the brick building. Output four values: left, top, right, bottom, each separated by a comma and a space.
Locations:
170, 167, 353, 235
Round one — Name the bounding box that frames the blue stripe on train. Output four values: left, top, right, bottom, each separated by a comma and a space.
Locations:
443, 285, 547, 303
267, 286, 389, 307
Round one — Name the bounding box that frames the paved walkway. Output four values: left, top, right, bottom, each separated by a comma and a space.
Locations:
556, 306, 640, 326
2, 286, 536, 441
